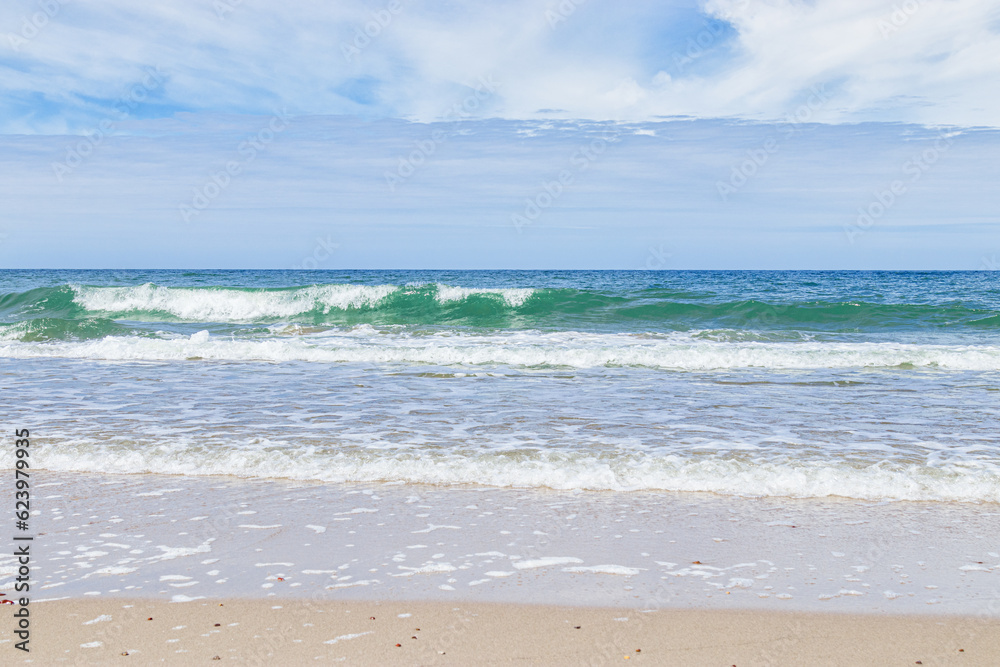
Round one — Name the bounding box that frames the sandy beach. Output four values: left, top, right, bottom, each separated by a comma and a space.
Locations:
5, 471, 1000, 664
21, 598, 1000, 665
5, 0, 1000, 658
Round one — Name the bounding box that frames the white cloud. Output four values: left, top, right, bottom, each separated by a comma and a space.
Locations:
686, 0, 1000, 126
1, 0, 998, 132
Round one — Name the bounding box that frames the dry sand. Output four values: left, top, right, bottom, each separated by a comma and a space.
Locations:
16, 598, 1000, 665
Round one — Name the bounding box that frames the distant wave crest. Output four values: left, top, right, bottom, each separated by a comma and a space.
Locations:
1, 281, 998, 332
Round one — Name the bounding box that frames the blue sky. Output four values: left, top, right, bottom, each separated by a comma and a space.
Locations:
1, 0, 999, 268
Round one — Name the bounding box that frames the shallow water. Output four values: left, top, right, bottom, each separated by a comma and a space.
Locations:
14, 472, 1000, 614
3, 270, 999, 502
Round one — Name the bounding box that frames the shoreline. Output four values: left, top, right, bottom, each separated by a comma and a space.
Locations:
20, 597, 1000, 665
7, 470, 1000, 663
8, 471, 1000, 615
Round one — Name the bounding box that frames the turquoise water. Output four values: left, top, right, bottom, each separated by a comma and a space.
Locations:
3, 270, 1000, 339
3, 270, 999, 501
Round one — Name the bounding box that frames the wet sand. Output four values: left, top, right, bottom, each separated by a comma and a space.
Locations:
19, 598, 1000, 665
15, 473, 1000, 613
6, 472, 1000, 664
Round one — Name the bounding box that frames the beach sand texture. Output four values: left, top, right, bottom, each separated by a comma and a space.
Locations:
6, 472, 1000, 665
21, 599, 1000, 665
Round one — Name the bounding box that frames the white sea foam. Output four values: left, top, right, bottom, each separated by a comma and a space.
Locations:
324, 632, 372, 645
4, 329, 1000, 371
563, 564, 642, 575
31, 441, 1000, 503
71, 283, 399, 321
392, 563, 457, 576
82, 615, 112, 625
958, 563, 995, 572
434, 284, 535, 307
149, 539, 214, 562
513, 557, 583, 570
326, 579, 379, 589
818, 589, 866, 600
86, 567, 137, 576
411, 524, 461, 533
68, 283, 536, 321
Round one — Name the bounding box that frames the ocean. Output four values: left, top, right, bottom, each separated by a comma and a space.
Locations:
3, 269, 999, 504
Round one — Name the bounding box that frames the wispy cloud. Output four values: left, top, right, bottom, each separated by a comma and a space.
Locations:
2, 0, 998, 134
1, 115, 997, 268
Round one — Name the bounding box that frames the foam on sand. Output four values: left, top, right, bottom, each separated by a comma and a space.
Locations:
512, 557, 583, 570
563, 564, 643, 575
